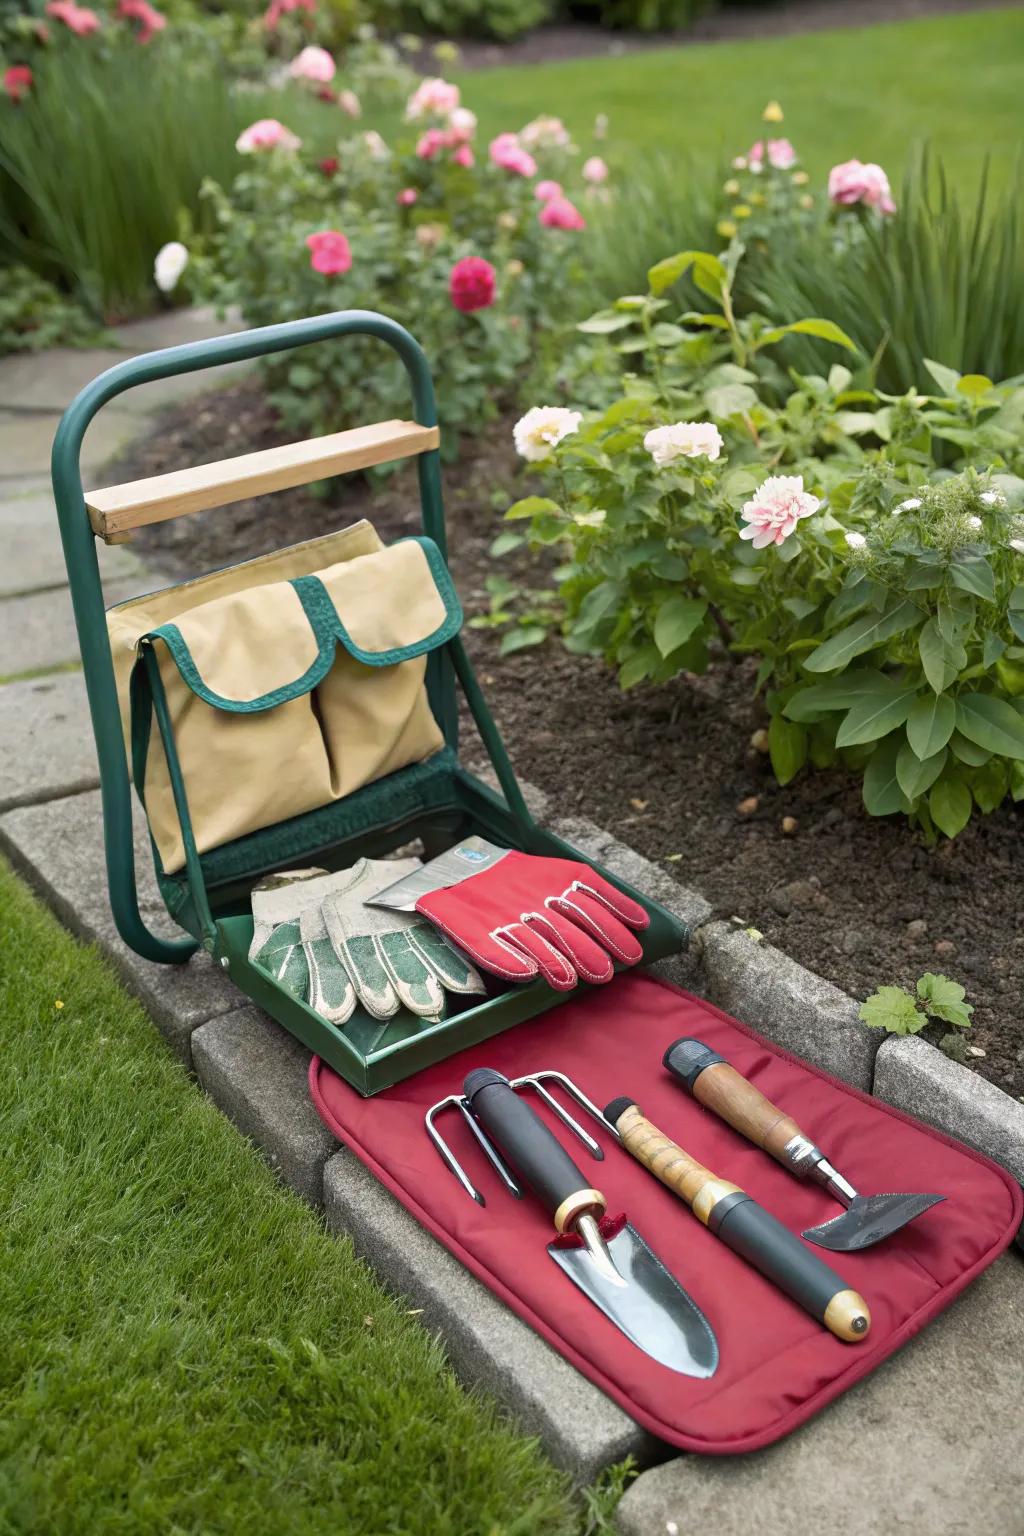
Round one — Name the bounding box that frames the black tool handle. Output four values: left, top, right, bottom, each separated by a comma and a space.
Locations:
605, 1099, 870, 1343
464, 1068, 605, 1230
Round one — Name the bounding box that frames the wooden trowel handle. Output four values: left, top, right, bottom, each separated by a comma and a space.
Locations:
606, 1100, 741, 1225
663, 1039, 806, 1166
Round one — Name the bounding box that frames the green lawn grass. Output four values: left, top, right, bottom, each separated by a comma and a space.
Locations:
447, 7, 1023, 192
0, 859, 582, 1535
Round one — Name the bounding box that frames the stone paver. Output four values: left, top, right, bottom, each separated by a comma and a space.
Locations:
191, 1007, 336, 1206
617, 1251, 1024, 1536
322, 1151, 653, 1482
0, 408, 141, 482
0, 346, 247, 418
0, 576, 143, 679
697, 920, 878, 1089
111, 304, 243, 353
0, 787, 236, 1060
874, 1035, 1024, 1191
0, 672, 99, 811
2, 489, 142, 598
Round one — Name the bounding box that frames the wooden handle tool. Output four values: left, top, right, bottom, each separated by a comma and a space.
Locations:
604, 1098, 870, 1343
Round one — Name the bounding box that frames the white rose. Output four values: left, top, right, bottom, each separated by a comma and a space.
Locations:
845, 531, 867, 549
513, 405, 582, 462
644, 421, 724, 467
893, 497, 921, 515
154, 241, 189, 293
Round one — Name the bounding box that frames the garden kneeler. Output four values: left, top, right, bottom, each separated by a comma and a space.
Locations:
52, 307, 687, 1094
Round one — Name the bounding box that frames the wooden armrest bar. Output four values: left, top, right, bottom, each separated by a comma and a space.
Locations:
85, 419, 440, 541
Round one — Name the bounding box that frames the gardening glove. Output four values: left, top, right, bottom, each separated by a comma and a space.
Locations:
415, 851, 649, 992
248, 866, 357, 1022
319, 858, 486, 1021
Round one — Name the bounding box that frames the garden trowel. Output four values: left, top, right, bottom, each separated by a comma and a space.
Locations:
463, 1068, 719, 1377
663, 1039, 944, 1253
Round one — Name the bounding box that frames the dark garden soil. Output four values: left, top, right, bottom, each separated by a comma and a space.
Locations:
115, 380, 1024, 1102
450, 0, 1016, 71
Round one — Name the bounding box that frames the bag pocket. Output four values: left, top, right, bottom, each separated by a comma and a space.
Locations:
132, 537, 461, 874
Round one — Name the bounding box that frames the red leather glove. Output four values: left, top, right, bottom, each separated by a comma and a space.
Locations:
416, 851, 649, 991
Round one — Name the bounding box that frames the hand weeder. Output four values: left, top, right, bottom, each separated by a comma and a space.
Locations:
664, 1038, 944, 1253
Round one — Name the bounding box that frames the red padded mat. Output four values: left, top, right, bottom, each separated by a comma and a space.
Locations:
309, 972, 1021, 1453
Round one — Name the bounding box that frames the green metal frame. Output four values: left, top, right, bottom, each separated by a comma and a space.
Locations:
52, 309, 687, 1092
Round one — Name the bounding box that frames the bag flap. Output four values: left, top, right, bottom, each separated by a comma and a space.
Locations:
140, 537, 461, 712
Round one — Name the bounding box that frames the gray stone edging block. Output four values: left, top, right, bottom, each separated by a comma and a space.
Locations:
695, 920, 878, 1090
322, 1151, 655, 1483
191, 1007, 336, 1206
873, 1035, 1024, 1191
616, 1250, 1024, 1536
0, 672, 99, 811
0, 787, 236, 1060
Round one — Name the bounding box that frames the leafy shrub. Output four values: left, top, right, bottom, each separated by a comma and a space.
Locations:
194, 83, 588, 449
501, 244, 1024, 838
0, 264, 107, 354
566, 0, 712, 30
375, 0, 550, 40
750, 150, 1024, 395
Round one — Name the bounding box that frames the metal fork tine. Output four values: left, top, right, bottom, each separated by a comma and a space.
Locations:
425, 1096, 484, 1205
457, 1098, 522, 1197
537, 1069, 622, 1143
515, 1077, 604, 1160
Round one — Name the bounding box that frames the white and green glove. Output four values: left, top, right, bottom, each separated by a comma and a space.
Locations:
249, 858, 485, 1025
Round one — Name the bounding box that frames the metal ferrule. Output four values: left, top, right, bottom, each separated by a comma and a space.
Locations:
783, 1136, 859, 1206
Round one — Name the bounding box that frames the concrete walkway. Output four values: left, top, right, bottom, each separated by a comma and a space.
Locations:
1, 315, 1021, 1533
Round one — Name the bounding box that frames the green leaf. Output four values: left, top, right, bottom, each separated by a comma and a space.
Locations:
862, 734, 909, 816
489, 530, 524, 558
949, 555, 995, 602
768, 715, 808, 786
505, 496, 562, 521
784, 670, 896, 722
835, 688, 916, 748
949, 730, 992, 766
577, 310, 635, 334
858, 987, 926, 1035
896, 742, 946, 800
704, 382, 758, 419
917, 973, 974, 1029
929, 772, 973, 838
923, 358, 962, 396
758, 317, 857, 353
653, 596, 707, 658
499, 625, 546, 656
618, 643, 661, 690
955, 692, 1024, 760
568, 581, 624, 652
803, 601, 921, 673
918, 618, 967, 694
969, 757, 1010, 813
956, 374, 994, 400
1011, 760, 1024, 801
647, 249, 725, 299
905, 692, 956, 759
983, 632, 1006, 668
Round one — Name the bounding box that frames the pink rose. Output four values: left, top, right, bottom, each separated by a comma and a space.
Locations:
3, 64, 33, 101
739, 474, 820, 549
489, 133, 537, 178
448, 107, 477, 142
117, 0, 165, 42
539, 194, 585, 231
236, 118, 301, 153
747, 139, 765, 173
451, 143, 474, 168
582, 155, 609, 184
45, 1, 101, 34
766, 138, 796, 169
520, 115, 569, 149
416, 128, 449, 160
263, 0, 314, 29
289, 45, 335, 84
406, 76, 460, 120
449, 256, 496, 313
305, 230, 352, 276
828, 159, 896, 214
338, 89, 361, 118
534, 179, 562, 202
397, 188, 418, 206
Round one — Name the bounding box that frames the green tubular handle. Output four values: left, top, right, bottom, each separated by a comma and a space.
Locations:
50, 311, 448, 964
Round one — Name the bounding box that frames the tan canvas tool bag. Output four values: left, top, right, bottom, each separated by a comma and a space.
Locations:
106, 521, 460, 873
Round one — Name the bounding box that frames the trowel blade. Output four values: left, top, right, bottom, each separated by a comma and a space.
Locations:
803, 1192, 945, 1252
550, 1222, 719, 1378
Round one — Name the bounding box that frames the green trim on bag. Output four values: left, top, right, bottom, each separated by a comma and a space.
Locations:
141, 537, 462, 714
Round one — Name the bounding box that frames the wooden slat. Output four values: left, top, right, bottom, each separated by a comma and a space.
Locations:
85, 419, 440, 542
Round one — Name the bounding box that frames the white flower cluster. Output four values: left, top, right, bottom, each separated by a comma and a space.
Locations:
512, 406, 582, 462
643, 421, 724, 467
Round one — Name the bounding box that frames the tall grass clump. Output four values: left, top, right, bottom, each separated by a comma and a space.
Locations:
749, 148, 1024, 393
0, 41, 266, 319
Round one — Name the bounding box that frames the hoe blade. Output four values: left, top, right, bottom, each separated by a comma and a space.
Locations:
804, 1192, 945, 1252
